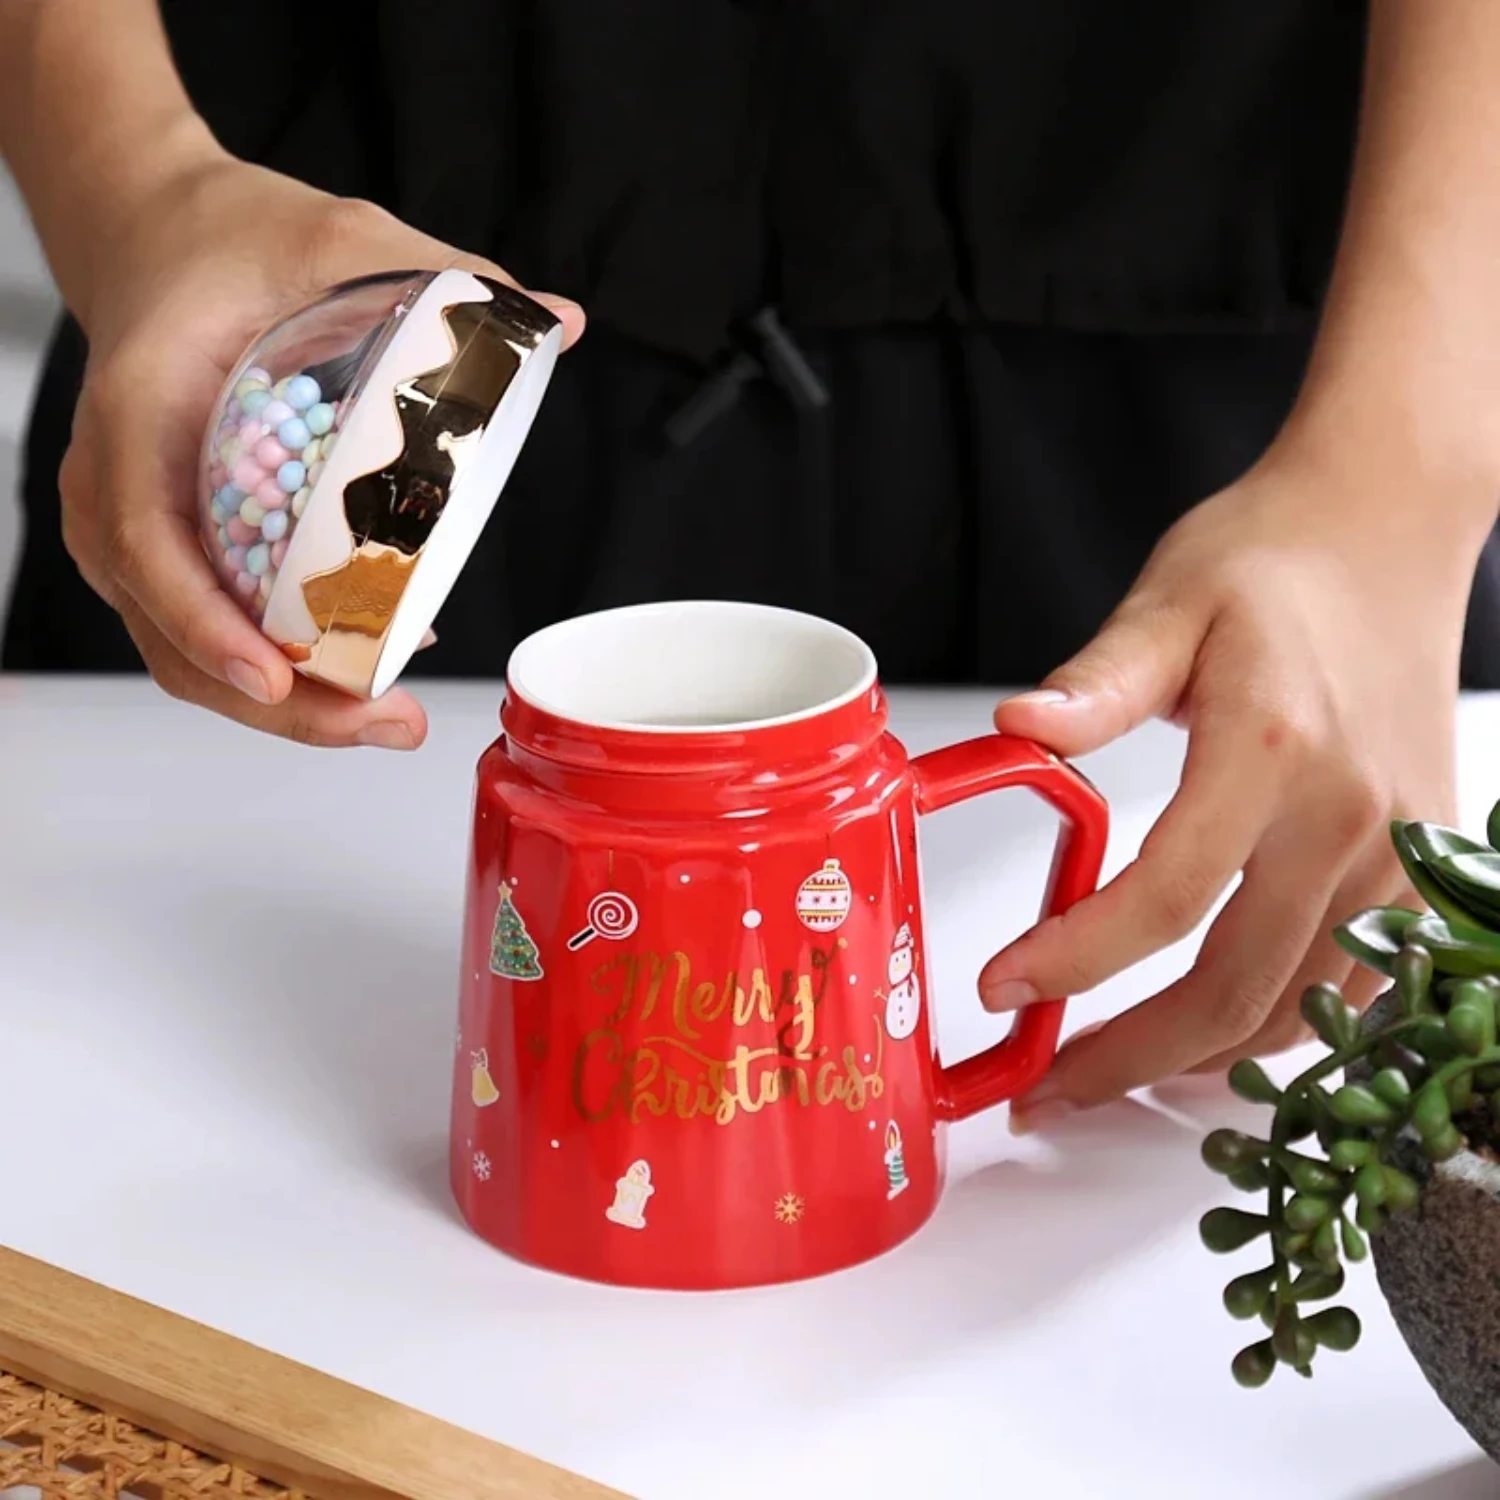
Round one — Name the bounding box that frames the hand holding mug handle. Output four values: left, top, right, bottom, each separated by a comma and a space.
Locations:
912, 736, 1109, 1118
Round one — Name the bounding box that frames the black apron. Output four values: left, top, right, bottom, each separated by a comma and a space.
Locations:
10, 1, 1500, 685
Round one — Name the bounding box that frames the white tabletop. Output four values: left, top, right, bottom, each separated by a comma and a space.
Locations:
1, 675, 1495, 1500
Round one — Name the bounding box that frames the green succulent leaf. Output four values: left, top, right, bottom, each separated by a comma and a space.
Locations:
1312, 1217, 1340, 1266
1448, 1070, 1475, 1114
1339, 1215, 1368, 1262
1355, 1199, 1387, 1233
1287, 1156, 1343, 1196
1353, 1161, 1387, 1208
1487, 797, 1500, 853
1433, 851, 1500, 922
1299, 982, 1357, 1049
1232, 1339, 1278, 1388
1328, 1084, 1397, 1129
1227, 1059, 1282, 1106
1411, 1016, 1464, 1063
1370, 1067, 1413, 1110
1412, 1079, 1453, 1140
1223, 1266, 1277, 1320
1447, 982, 1498, 1056
1228, 1163, 1270, 1192
1395, 942, 1438, 1016
1329, 1138, 1376, 1171
1284, 1194, 1334, 1232
1202, 1129, 1269, 1175
1272, 1305, 1316, 1369
1291, 1263, 1345, 1303
1334, 906, 1423, 978
1200, 1207, 1270, 1253
1383, 1167, 1421, 1213
1281, 1093, 1319, 1143
1427, 1123, 1466, 1161
1399, 823, 1500, 930
1406, 914, 1500, 979
1305, 1306, 1362, 1353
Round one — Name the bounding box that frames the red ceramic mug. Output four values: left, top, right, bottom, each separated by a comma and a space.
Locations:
451, 601, 1109, 1289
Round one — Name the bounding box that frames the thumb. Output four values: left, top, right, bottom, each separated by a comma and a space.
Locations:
445, 251, 587, 350
993, 599, 1199, 757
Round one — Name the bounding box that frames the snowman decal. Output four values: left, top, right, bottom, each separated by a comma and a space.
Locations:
884, 922, 921, 1041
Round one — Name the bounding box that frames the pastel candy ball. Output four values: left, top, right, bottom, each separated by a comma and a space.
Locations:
234, 571, 259, 600
319, 431, 338, 459
215, 483, 244, 510
272, 377, 292, 399
307, 460, 325, 486
254, 436, 291, 470
261, 508, 289, 542
217, 525, 230, 550
277, 417, 311, 452
208, 463, 229, 490
255, 476, 287, 509
277, 460, 306, 493
258, 572, 274, 601
232, 456, 265, 491
285, 374, 321, 411
226, 516, 258, 547
261, 398, 294, 428
300, 438, 321, 465
270, 539, 290, 569
305, 402, 335, 436
226, 545, 249, 573
291, 487, 311, 518
238, 418, 266, 447
239, 498, 267, 527
242, 367, 272, 387
240, 389, 272, 418
246, 543, 271, 577
218, 439, 242, 467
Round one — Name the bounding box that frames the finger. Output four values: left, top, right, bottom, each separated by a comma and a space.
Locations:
107, 500, 295, 708
1189, 849, 1415, 1074
1010, 820, 1351, 1113
435, 249, 585, 350
979, 695, 1287, 1010
118, 595, 427, 749
992, 596, 1200, 757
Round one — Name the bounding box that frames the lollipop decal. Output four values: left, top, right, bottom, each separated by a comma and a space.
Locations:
568, 891, 639, 951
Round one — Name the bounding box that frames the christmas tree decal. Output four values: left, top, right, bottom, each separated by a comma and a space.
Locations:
490, 882, 544, 981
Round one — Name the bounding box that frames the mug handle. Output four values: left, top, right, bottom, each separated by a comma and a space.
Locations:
911, 734, 1109, 1121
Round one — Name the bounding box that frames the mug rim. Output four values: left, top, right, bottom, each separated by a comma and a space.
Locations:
505, 600, 880, 736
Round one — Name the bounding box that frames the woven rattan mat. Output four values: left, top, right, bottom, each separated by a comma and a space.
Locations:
0, 1369, 300, 1499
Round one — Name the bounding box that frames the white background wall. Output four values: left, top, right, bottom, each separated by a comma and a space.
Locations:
0, 165, 62, 641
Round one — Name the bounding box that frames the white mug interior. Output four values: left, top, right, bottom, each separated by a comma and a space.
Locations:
506, 601, 878, 733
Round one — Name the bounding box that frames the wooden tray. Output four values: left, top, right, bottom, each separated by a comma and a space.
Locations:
0, 1249, 627, 1500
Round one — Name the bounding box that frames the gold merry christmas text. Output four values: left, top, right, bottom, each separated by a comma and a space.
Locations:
572, 947, 886, 1126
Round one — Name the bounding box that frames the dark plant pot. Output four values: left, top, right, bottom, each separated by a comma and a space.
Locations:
1357, 992, 1500, 1461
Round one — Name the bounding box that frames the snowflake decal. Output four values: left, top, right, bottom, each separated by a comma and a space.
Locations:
472, 1152, 492, 1182
774, 1192, 805, 1225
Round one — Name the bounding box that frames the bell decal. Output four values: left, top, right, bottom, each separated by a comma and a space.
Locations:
471, 1048, 499, 1107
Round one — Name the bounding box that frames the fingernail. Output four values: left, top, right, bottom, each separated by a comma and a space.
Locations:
981, 979, 1040, 1013
1009, 1096, 1073, 1137
226, 658, 273, 705
1003, 688, 1071, 708
417, 628, 438, 650
356, 721, 417, 751
533, 292, 583, 318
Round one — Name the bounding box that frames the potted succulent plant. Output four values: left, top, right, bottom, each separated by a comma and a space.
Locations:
1200, 805, 1500, 1459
